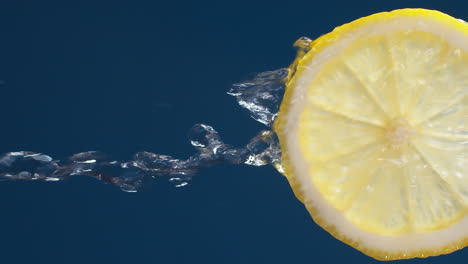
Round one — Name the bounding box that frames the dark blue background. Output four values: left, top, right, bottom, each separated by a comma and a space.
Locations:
1, 1, 467, 263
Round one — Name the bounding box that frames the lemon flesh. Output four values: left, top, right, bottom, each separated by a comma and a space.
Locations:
274, 9, 468, 260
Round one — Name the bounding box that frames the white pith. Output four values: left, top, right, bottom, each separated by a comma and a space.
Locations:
283, 15, 468, 255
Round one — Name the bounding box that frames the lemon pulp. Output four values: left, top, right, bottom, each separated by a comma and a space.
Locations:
275, 9, 468, 260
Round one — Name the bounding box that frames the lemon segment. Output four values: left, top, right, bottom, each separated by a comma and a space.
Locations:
298, 105, 384, 162
404, 145, 466, 232
343, 147, 410, 235
411, 134, 468, 204
417, 85, 468, 139
305, 58, 389, 126
389, 32, 468, 124
274, 8, 468, 260
341, 35, 400, 118
310, 143, 385, 211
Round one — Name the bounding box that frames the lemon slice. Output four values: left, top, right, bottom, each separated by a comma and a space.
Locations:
274, 8, 468, 260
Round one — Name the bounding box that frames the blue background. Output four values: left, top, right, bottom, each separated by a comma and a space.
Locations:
1, 0, 468, 263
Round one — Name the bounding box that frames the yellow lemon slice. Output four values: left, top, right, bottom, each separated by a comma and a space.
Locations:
274, 8, 468, 260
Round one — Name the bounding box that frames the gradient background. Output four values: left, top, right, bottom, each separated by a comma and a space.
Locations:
1, 0, 468, 263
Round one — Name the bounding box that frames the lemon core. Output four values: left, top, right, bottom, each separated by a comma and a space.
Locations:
384, 118, 414, 149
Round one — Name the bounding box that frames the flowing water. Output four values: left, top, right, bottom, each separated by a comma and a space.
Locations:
0, 37, 313, 192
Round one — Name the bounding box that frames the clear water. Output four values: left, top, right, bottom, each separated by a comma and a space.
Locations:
0, 68, 290, 192
0, 36, 318, 192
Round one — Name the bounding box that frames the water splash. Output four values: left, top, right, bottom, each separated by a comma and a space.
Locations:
228, 68, 288, 126
0, 68, 289, 192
